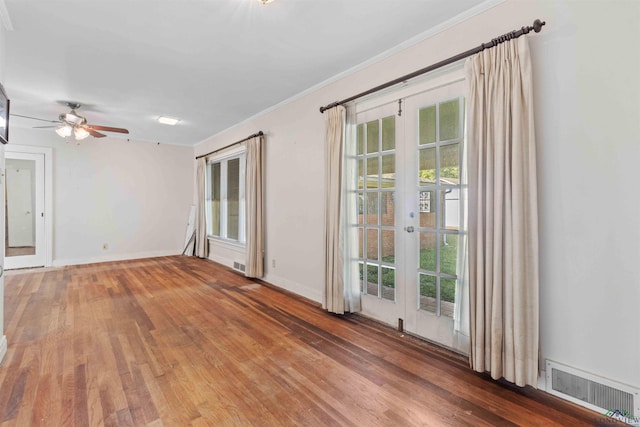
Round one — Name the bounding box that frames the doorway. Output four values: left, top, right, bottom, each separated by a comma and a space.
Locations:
351, 75, 469, 354
5, 146, 51, 269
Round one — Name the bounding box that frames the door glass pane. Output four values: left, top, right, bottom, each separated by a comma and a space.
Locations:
366, 193, 379, 225
210, 162, 221, 236
357, 227, 364, 258
419, 274, 436, 313
441, 189, 460, 231
357, 124, 364, 155
381, 229, 395, 264
366, 157, 379, 188
440, 234, 458, 277
381, 267, 395, 301
381, 154, 395, 188
381, 192, 395, 226
359, 262, 364, 293
419, 105, 436, 145
418, 191, 435, 228
419, 232, 437, 272
440, 278, 456, 318
381, 116, 395, 151
418, 148, 436, 185
6, 159, 36, 257
366, 264, 379, 297
366, 229, 378, 260
357, 193, 364, 224
439, 143, 459, 184
227, 158, 240, 240
439, 99, 460, 141
357, 159, 364, 189
366, 120, 379, 154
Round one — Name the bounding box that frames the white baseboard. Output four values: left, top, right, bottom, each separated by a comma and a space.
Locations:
537, 370, 547, 390
207, 252, 237, 269
52, 250, 180, 267
262, 272, 323, 304
206, 253, 322, 303
0, 335, 7, 365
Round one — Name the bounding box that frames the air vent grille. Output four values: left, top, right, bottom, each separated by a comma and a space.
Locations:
546, 360, 639, 420
233, 262, 246, 272
552, 368, 634, 414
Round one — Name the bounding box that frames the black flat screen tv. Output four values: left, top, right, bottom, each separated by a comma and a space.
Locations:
0, 83, 9, 144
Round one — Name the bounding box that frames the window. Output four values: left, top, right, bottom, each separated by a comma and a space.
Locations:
206, 152, 246, 243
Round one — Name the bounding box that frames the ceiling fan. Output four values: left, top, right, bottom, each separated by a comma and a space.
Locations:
15, 102, 129, 141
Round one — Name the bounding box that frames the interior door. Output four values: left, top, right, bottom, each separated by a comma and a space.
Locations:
353, 76, 469, 354
7, 166, 34, 247
5, 152, 45, 269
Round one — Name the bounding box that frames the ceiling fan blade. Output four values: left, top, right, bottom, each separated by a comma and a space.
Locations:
33, 125, 59, 129
87, 124, 129, 134
12, 113, 61, 123
86, 128, 107, 138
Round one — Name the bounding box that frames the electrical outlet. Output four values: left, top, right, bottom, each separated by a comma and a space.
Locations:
272, 259, 276, 268
102, 243, 108, 250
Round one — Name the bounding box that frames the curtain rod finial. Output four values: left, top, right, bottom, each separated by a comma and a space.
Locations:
533, 19, 545, 33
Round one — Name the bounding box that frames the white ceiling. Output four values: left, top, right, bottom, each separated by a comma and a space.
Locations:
4, 0, 488, 146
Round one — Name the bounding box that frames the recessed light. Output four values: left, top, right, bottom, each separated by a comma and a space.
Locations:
158, 116, 180, 126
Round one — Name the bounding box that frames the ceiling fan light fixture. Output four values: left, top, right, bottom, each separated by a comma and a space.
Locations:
61, 111, 85, 125
74, 126, 90, 140
55, 124, 72, 138
158, 116, 180, 126
258, 0, 274, 4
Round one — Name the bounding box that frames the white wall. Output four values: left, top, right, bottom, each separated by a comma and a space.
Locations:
0, 10, 7, 361
10, 128, 194, 266
531, 0, 640, 390
195, 0, 640, 389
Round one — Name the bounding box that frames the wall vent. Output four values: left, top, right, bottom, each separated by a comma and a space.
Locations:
546, 360, 639, 421
233, 261, 246, 273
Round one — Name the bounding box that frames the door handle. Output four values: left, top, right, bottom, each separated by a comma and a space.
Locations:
404, 226, 415, 233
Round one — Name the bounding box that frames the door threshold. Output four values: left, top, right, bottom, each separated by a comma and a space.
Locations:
353, 312, 469, 363
4, 265, 53, 275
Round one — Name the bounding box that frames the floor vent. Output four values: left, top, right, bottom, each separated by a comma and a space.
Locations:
233, 262, 246, 273
546, 360, 639, 421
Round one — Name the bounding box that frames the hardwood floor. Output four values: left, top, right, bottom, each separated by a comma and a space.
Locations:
0, 256, 600, 426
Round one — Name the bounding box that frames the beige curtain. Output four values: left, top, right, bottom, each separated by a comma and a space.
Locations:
195, 157, 209, 258
245, 135, 264, 278
324, 106, 359, 314
466, 36, 539, 388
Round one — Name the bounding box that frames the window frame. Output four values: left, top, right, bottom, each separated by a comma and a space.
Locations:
205, 148, 246, 246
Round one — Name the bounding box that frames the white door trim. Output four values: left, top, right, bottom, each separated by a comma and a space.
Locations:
5, 145, 53, 268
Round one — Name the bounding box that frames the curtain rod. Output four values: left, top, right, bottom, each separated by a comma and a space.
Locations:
195, 131, 264, 160
319, 19, 546, 113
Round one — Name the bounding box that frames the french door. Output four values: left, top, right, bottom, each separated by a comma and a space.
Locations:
352, 77, 469, 354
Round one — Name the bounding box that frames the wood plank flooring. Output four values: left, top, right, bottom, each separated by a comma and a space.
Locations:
0, 256, 601, 426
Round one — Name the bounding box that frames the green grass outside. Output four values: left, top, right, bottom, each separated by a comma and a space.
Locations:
361, 235, 458, 303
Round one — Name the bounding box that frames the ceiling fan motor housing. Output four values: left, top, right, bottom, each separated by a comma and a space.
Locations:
60, 110, 86, 126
